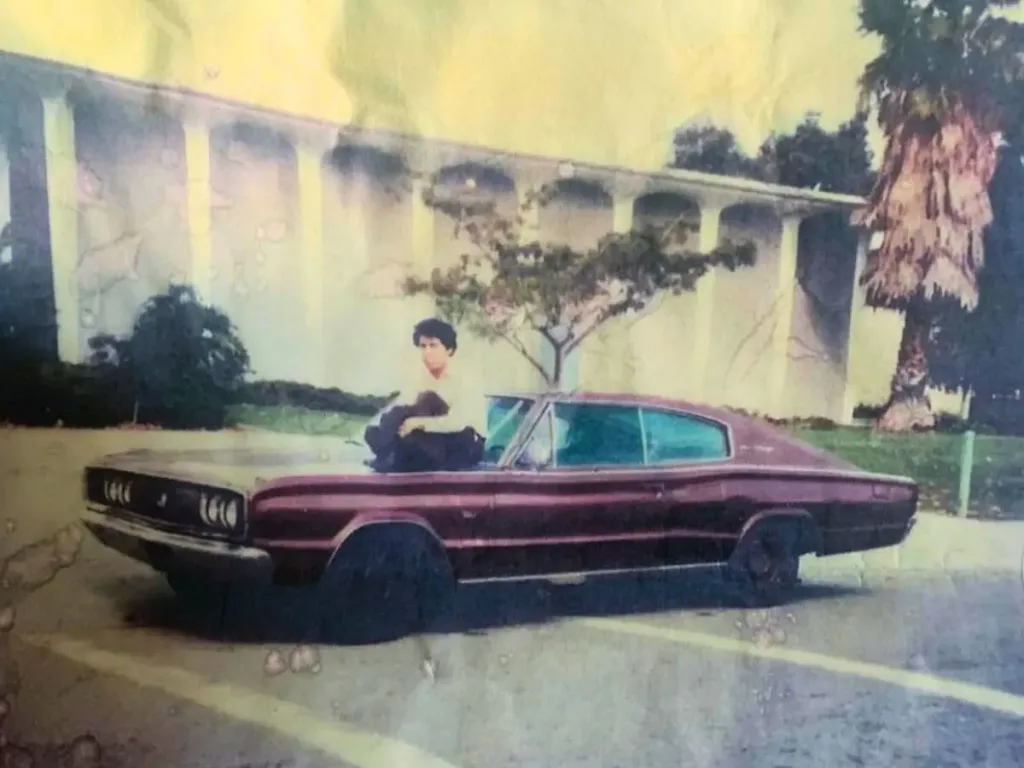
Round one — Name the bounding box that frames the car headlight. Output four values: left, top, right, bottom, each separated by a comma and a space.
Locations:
199, 493, 240, 530
102, 478, 132, 506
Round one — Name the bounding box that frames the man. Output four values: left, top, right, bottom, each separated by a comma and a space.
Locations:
387, 318, 489, 471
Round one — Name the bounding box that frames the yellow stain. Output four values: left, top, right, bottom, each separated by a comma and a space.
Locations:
21, 632, 461, 768
0, 0, 887, 167
581, 616, 1024, 719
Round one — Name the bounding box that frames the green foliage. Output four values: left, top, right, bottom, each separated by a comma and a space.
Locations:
670, 113, 877, 196
670, 123, 765, 178
237, 380, 395, 415
406, 180, 756, 384
89, 284, 251, 429
758, 113, 877, 196
858, 0, 1024, 126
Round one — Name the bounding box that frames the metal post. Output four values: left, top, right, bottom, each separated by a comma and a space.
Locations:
958, 429, 976, 517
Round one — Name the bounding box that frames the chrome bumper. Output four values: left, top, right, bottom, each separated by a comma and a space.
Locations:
82, 506, 273, 582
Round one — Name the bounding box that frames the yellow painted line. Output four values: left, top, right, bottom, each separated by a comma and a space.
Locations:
19, 633, 459, 768
580, 617, 1024, 719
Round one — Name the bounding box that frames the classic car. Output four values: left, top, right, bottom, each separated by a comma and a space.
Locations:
81, 390, 918, 636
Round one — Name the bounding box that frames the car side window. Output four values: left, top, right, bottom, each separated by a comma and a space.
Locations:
640, 408, 729, 463
551, 403, 645, 467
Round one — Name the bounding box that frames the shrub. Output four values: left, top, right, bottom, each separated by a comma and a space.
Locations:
107, 285, 251, 430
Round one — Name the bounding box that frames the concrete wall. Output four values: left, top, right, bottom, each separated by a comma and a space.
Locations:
69, 97, 192, 355
702, 205, 782, 413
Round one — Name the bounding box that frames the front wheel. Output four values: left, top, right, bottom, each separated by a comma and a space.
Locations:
317, 526, 455, 644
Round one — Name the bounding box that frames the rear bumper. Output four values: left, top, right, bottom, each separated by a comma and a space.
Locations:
82, 506, 273, 582
821, 515, 917, 556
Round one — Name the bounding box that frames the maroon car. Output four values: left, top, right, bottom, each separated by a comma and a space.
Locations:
81, 390, 918, 634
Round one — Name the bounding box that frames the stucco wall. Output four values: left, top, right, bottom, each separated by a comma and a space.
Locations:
73, 97, 191, 356
702, 205, 782, 413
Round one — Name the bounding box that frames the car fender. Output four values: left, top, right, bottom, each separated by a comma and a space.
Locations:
734, 508, 824, 559
325, 511, 449, 574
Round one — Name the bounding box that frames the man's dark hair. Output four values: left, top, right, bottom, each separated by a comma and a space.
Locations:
412, 317, 457, 352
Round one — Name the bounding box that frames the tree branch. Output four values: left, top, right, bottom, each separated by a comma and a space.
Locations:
497, 330, 550, 383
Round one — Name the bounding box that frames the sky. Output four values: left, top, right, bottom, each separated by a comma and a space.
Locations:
3, 0, 1024, 170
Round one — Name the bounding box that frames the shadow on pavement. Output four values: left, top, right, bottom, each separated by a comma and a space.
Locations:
111, 566, 865, 647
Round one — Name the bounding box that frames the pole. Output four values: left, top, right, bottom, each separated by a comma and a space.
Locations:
958, 429, 976, 518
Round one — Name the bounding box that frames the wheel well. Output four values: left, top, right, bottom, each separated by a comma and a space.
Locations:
324, 520, 452, 580
734, 510, 823, 560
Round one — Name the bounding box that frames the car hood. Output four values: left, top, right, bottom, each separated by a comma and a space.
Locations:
87, 440, 377, 492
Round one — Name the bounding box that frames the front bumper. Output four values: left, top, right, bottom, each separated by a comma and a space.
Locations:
82, 506, 273, 582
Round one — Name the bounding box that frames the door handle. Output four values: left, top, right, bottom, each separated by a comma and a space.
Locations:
643, 483, 666, 500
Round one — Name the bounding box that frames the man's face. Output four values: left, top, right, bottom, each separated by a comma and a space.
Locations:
418, 335, 452, 374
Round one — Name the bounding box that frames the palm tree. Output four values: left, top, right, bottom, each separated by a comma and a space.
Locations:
853, 0, 1024, 430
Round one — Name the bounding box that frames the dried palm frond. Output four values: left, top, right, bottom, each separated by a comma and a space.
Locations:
853, 90, 999, 311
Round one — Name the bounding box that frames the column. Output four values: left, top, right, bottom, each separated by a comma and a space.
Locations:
842, 228, 870, 423
410, 175, 435, 278
183, 117, 212, 303
689, 204, 722, 402
297, 141, 326, 386
592, 192, 636, 392
612, 193, 634, 234
768, 213, 803, 418
41, 94, 79, 363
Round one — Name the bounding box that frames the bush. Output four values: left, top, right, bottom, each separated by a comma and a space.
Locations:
105, 285, 252, 430
0, 353, 129, 428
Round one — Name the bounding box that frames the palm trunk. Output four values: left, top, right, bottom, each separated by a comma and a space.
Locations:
877, 296, 936, 431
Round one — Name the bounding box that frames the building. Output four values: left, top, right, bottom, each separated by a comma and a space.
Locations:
0, 50, 918, 423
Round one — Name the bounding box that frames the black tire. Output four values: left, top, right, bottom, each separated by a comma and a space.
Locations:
164, 571, 232, 631
317, 525, 455, 644
728, 520, 802, 606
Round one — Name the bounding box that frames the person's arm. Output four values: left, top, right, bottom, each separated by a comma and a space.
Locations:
403, 380, 488, 435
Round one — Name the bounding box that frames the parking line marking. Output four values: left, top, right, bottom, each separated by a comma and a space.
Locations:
580, 617, 1024, 718
20, 633, 460, 768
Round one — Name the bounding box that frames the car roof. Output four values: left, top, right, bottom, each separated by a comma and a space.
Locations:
486, 389, 859, 472
487, 389, 741, 423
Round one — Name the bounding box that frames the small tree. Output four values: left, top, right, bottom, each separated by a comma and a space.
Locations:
90, 284, 251, 429
403, 181, 756, 388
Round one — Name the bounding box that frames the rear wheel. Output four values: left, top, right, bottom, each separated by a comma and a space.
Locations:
317, 525, 455, 644
729, 521, 802, 606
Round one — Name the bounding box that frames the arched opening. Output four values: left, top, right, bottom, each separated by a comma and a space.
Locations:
208, 119, 302, 380
789, 209, 859, 419
321, 143, 421, 396
70, 90, 191, 349
537, 177, 613, 251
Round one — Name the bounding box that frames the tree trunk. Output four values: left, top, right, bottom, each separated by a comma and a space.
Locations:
550, 346, 564, 391
877, 297, 936, 431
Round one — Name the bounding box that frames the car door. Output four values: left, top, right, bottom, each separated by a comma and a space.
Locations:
481, 400, 666, 580
638, 406, 732, 565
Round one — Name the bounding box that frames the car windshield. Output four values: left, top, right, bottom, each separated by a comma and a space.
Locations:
483, 395, 534, 460
354, 393, 533, 459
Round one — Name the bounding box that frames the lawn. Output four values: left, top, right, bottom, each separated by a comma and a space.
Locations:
227, 405, 1024, 520
793, 427, 1024, 519
227, 404, 368, 438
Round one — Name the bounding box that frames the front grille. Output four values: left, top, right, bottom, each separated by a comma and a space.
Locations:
85, 467, 247, 539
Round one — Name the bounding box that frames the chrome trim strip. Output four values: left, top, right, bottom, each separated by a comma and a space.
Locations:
82, 507, 269, 562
